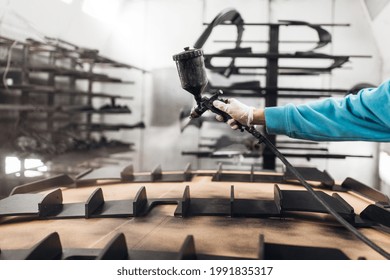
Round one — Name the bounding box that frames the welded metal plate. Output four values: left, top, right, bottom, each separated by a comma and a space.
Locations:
0, 189, 62, 217
0, 194, 41, 216
10, 174, 74, 195
51, 203, 86, 219
341, 178, 390, 206
360, 204, 390, 227
284, 167, 334, 188
186, 198, 231, 216
280, 190, 353, 218
263, 243, 349, 260
89, 200, 134, 218
213, 172, 284, 183
232, 200, 280, 217
77, 164, 194, 186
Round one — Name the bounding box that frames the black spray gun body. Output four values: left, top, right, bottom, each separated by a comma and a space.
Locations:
172, 47, 234, 123
172, 47, 263, 139
172, 47, 390, 259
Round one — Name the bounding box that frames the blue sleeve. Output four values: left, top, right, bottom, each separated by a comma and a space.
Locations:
264, 80, 390, 141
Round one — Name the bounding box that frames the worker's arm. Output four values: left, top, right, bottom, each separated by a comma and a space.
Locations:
265, 79, 390, 141
214, 79, 390, 141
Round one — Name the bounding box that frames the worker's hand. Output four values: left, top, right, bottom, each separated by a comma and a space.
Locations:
213, 98, 256, 129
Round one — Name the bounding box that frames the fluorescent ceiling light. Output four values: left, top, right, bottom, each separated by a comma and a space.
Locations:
5, 156, 21, 174
24, 158, 44, 169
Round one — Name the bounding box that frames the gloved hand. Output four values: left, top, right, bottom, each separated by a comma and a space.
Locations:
213, 98, 255, 130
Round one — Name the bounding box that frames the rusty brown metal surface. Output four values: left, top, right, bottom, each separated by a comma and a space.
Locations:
0, 174, 389, 260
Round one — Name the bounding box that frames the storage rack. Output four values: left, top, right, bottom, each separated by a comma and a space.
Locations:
0, 35, 146, 156
188, 9, 371, 170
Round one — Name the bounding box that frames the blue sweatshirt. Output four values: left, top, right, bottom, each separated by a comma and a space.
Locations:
264, 80, 390, 141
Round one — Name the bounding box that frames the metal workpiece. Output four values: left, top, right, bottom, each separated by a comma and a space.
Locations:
203, 19, 348, 52
360, 204, 390, 228
95, 233, 129, 260
77, 163, 194, 186
10, 174, 74, 195
277, 20, 331, 51
194, 8, 244, 50
340, 177, 390, 206
0, 231, 353, 260
0, 183, 365, 223
0, 189, 63, 217
212, 164, 334, 188
0, 232, 63, 260
1, 170, 389, 260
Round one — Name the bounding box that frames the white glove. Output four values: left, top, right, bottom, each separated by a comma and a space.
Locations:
213, 98, 255, 130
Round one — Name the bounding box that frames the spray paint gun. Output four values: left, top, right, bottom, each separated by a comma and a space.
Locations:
172, 47, 260, 137
172, 47, 235, 122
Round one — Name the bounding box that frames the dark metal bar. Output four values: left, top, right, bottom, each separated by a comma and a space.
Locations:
277, 146, 328, 151
0, 193, 42, 216
212, 85, 349, 93
221, 91, 332, 98
38, 188, 63, 217
258, 235, 265, 260
282, 153, 372, 159
151, 165, 162, 181
25, 232, 62, 260
214, 39, 319, 44
341, 178, 390, 206
75, 168, 93, 180
133, 187, 148, 217
177, 235, 197, 260
263, 24, 279, 169
208, 65, 347, 71
360, 205, 390, 227
263, 241, 350, 260
96, 233, 128, 260
203, 22, 350, 27
10, 174, 74, 195
279, 189, 354, 218
180, 186, 191, 217
230, 185, 235, 216
184, 163, 193, 181
274, 185, 283, 213
85, 188, 105, 218
121, 164, 135, 181
283, 167, 334, 188
213, 163, 223, 181
204, 53, 360, 59
332, 193, 354, 215
250, 165, 254, 182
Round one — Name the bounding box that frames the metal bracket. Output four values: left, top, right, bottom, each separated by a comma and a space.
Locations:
338, 178, 390, 207
0, 189, 63, 217
1, 232, 354, 260
259, 234, 349, 260
76, 164, 194, 186
360, 204, 390, 228
10, 174, 74, 195
0, 232, 63, 260
96, 233, 128, 260
212, 164, 334, 188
